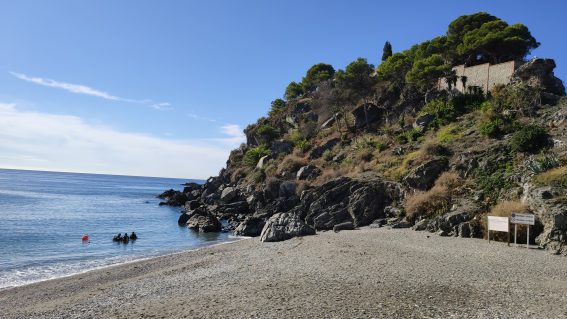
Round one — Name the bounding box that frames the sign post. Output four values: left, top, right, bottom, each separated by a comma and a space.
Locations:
510, 213, 535, 248
487, 216, 510, 246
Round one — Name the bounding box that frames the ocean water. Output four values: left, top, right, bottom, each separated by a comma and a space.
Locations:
0, 169, 237, 289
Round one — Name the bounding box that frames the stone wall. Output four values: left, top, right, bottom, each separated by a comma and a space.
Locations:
439, 60, 519, 94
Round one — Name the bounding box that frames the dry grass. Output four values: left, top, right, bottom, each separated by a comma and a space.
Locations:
404, 171, 462, 222
534, 165, 567, 187
277, 154, 308, 177
230, 167, 250, 184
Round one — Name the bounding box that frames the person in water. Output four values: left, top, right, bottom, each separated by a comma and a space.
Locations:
130, 232, 137, 240
122, 233, 129, 242
113, 233, 122, 241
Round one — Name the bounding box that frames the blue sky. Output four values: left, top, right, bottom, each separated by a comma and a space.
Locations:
0, 0, 565, 178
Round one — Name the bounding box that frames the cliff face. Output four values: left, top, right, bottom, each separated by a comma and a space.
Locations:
158, 56, 567, 255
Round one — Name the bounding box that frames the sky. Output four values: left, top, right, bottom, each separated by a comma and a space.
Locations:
0, 0, 565, 179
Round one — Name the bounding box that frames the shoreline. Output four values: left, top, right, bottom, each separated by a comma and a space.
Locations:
2, 227, 567, 318
0, 235, 248, 291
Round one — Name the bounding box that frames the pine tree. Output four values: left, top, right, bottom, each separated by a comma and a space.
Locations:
381, 41, 393, 61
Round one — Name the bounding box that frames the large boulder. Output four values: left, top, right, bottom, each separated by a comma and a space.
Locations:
279, 181, 297, 199
403, 158, 448, 190
351, 103, 383, 129
234, 216, 265, 237
220, 187, 239, 203
260, 212, 315, 242
158, 190, 188, 207
186, 207, 222, 232
523, 183, 566, 254
296, 165, 320, 180
512, 58, 565, 96
309, 138, 340, 160
413, 113, 435, 132
270, 140, 294, 156
297, 175, 400, 231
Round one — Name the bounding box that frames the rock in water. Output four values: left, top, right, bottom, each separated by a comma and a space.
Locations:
260, 213, 315, 242
186, 207, 222, 232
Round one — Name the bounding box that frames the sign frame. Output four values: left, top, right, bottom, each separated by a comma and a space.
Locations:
487, 215, 510, 246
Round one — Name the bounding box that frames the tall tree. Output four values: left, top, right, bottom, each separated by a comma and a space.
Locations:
335, 58, 376, 128
301, 63, 335, 93
284, 81, 304, 100
381, 41, 393, 61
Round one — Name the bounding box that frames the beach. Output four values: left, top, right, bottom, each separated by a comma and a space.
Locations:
1, 227, 567, 319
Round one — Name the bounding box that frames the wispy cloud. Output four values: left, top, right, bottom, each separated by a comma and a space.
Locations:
187, 112, 217, 122
10, 72, 172, 111
0, 103, 243, 178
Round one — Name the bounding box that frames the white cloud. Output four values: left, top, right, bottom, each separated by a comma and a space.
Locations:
0, 103, 241, 179
10, 72, 171, 111
218, 124, 246, 144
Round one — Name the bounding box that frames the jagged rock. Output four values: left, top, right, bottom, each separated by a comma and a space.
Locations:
296, 165, 320, 180
298, 175, 399, 231
185, 200, 200, 211
390, 218, 412, 229
158, 191, 188, 207
183, 182, 202, 193
158, 189, 176, 199
221, 201, 249, 215
270, 140, 294, 156
234, 216, 265, 237
187, 207, 222, 232
256, 155, 271, 169
279, 181, 297, 199
220, 187, 239, 203
523, 183, 565, 254
333, 221, 354, 232
403, 158, 448, 190
259, 212, 315, 242
178, 212, 191, 224
352, 103, 383, 129
263, 179, 281, 201
512, 58, 566, 96
413, 113, 435, 132
412, 219, 428, 231
384, 206, 403, 218
309, 138, 340, 160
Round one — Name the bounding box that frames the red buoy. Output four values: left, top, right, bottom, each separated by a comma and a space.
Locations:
82, 234, 89, 241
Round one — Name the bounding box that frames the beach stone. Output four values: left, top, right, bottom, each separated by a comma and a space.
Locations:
333, 221, 354, 232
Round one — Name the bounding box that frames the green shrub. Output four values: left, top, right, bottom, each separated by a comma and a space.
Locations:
295, 139, 311, 153
244, 145, 271, 167
474, 161, 514, 199
322, 149, 334, 161
510, 125, 550, 153
257, 125, 279, 142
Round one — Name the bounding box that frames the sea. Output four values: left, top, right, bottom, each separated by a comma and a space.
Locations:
0, 169, 238, 289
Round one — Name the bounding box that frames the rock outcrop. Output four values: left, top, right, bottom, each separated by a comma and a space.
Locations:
259, 212, 315, 242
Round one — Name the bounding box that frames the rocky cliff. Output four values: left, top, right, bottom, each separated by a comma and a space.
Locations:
159, 13, 567, 255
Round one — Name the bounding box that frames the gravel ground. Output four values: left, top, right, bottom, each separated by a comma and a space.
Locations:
1, 227, 567, 319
